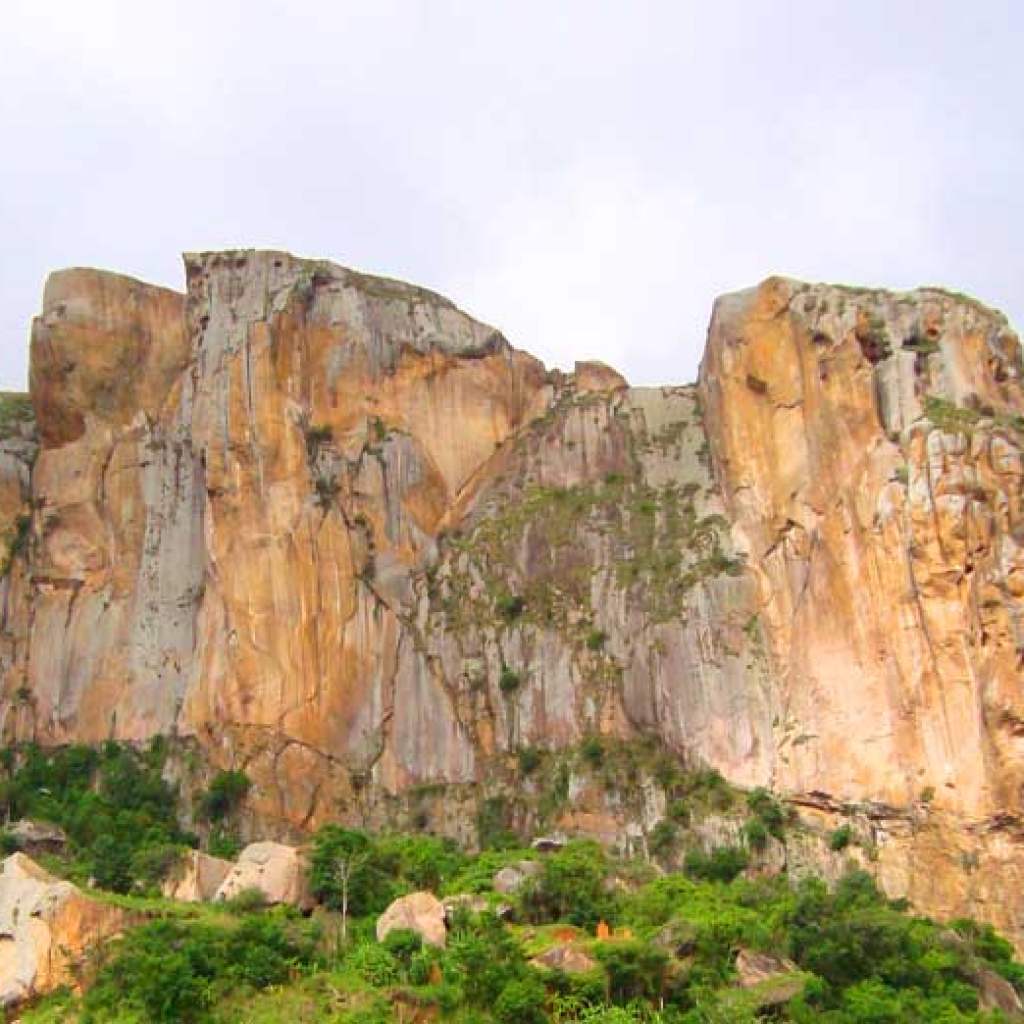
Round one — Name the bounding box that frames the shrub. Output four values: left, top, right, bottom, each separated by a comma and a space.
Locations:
517, 746, 542, 775
742, 818, 768, 852
495, 592, 526, 621
593, 939, 669, 1004
648, 820, 678, 858
830, 824, 853, 852
684, 845, 749, 883
494, 975, 547, 1024
347, 941, 400, 986
499, 667, 522, 694
585, 629, 608, 651
224, 886, 268, 914
199, 770, 251, 822
524, 840, 618, 929
746, 787, 785, 838
580, 736, 605, 768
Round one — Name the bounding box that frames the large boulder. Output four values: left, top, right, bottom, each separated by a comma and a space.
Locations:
0, 853, 129, 1007
162, 849, 233, 903
492, 860, 542, 895
6, 820, 67, 855
734, 949, 806, 1008
376, 892, 447, 948
214, 842, 312, 909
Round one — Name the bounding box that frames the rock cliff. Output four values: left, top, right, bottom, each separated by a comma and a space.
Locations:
1, 254, 1022, 945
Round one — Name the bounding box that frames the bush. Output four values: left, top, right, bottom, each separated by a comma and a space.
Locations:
580, 735, 605, 768
224, 885, 268, 914
830, 824, 853, 852
746, 787, 785, 838
684, 845, 749, 883
83, 914, 316, 1023
742, 817, 768, 852
198, 769, 250, 822
517, 746, 542, 775
494, 975, 547, 1024
347, 941, 400, 986
593, 939, 669, 1004
495, 592, 526, 621
648, 820, 678, 858
523, 840, 618, 929
585, 629, 608, 651
499, 667, 522, 693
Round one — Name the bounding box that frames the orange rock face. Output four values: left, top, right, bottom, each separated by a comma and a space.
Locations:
1, 255, 1022, 947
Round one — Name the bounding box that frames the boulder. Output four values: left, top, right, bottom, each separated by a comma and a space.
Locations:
976, 965, 1023, 1015
0, 853, 129, 1007
376, 892, 447, 948
734, 949, 805, 1007
214, 842, 312, 909
531, 943, 598, 974
161, 849, 233, 902
573, 360, 628, 393
442, 893, 512, 922
492, 860, 542, 895
653, 918, 698, 958
6, 820, 67, 855
531, 836, 567, 853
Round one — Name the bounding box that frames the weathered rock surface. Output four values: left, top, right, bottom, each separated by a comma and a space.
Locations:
376, 891, 447, 948
734, 949, 806, 1007
0, 853, 128, 1007
162, 849, 233, 902
6, 819, 67, 854
214, 841, 311, 908
492, 860, 542, 895
0, 253, 1022, 948
531, 943, 598, 974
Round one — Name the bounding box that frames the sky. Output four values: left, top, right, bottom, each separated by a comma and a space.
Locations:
1, 1, 1022, 390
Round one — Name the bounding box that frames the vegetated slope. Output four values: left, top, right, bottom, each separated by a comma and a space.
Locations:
0, 254, 1022, 950
9, 746, 1024, 1024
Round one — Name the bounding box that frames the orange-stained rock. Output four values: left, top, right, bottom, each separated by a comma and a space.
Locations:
0, 853, 129, 1007
2, 254, 1024, 952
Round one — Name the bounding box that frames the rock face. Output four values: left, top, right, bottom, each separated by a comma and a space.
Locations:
214, 841, 311, 908
0, 253, 1022, 947
162, 849, 233, 902
376, 891, 447, 948
0, 853, 128, 1006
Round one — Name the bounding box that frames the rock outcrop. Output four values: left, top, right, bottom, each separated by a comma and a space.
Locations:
0, 252, 1022, 948
0, 853, 128, 1006
214, 841, 311, 908
162, 849, 233, 902
376, 891, 447, 948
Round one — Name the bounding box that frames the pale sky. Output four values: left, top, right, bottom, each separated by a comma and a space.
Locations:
2, 1, 1022, 390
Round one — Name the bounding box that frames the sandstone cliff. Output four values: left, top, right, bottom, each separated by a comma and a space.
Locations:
1, 253, 1021, 945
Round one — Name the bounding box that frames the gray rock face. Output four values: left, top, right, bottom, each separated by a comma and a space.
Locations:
1, 257, 1024, 950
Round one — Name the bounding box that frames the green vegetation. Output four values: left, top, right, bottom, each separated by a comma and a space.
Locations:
830, 824, 853, 852
0, 391, 33, 438
924, 396, 984, 435
0, 740, 192, 893
31, 833, 1024, 1023
0, 511, 31, 576
198, 769, 251, 822
4, 746, 1021, 1023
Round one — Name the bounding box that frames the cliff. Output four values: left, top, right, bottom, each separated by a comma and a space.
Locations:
1, 253, 1022, 944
